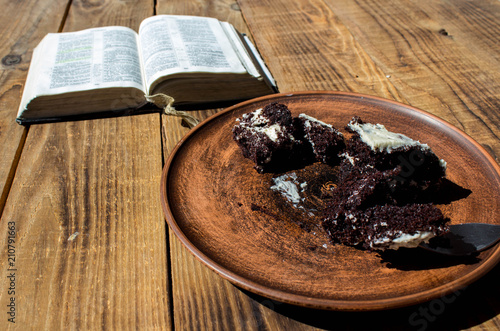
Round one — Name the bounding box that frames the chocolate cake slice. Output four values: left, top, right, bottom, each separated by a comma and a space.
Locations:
295, 113, 345, 165
323, 203, 448, 250
322, 117, 450, 251
343, 116, 447, 191
232, 102, 301, 173
232, 103, 345, 172
322, 159, 449, 251
233, 106, 452, 252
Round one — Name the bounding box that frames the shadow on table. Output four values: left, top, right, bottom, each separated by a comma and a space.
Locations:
239, 262, 500, 330
376, 247, 481, 271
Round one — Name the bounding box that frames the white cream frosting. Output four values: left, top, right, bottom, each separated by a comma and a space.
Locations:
239, 108, 291, 143
348, 121, 429, 153
261, 123, 283, 142
270, 173, 307, 205
340, 152, 358, 166
298, 113, 333, 128
372, 230, 435, 250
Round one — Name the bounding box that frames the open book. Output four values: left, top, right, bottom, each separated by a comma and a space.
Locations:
16, 15, 277, 124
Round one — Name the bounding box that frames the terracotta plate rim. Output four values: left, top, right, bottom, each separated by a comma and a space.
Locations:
160, 91, 500, 311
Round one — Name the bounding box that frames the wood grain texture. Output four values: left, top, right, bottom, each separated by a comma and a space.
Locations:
0, 0, 69, 214
238, 0, 404, 98
0, 116, 168, 329
157, 0, 252, 34
323, 0, 500, 162
0, 0, 171, 330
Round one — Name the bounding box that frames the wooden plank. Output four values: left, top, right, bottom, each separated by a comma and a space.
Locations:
237, 0, 404, 100
158, 0, 252, 34
0, 0, 171, 329
0, 0, 69, 215
323, 0, 500, 162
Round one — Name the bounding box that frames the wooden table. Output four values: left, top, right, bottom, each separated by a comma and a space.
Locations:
1, 0, 499, 329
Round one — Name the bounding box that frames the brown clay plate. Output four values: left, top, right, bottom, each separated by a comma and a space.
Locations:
160, 91, 500, 311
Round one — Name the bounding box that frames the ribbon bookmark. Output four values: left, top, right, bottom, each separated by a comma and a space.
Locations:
146, 93, 199, 128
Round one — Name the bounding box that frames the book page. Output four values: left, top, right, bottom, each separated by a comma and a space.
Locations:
219, 22, 260, 78
138, 15, 248, 92
240, 34, 277, 90
24, 26, 146, 100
